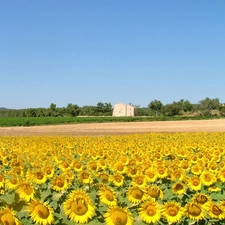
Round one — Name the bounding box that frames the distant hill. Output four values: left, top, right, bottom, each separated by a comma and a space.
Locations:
0, 107, 8, 110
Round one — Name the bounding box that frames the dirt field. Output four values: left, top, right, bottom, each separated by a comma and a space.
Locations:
0, 119, 225, 136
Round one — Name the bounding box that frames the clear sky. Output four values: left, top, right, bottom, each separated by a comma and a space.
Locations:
1, 1, 225, 109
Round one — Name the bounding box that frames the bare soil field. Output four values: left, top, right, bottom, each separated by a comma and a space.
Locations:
0, 119, 225, 136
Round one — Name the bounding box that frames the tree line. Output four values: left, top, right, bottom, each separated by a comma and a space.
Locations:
0, 97, 225, 117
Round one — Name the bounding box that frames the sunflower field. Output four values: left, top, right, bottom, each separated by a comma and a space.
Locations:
1, 132, 225, 225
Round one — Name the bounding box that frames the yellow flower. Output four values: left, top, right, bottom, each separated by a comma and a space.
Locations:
73, 160, 84, 172
111, 174, 124, 187
156, 166, 167, 178
26, 170, 47, 185
99, 185, 117, 206
78, 170, 93, 184
131, 175, 146, 188
43, 165, 54, 178
145, 185, 163, 200
138, 201, 162, 224
104, 206, 134, 225
184, 202, 206, 221
63, 189, 95, 224
207, 202, 225, 220
172, 182, 186, 195
5, 174, 19, 190
208, 185, 221, 192
192, 193, 211, 206
127, 186, 145, 204
16, 181, 35, 202
0, 207, 21, 225
51, 174, 70, 192
188, 176, 201, 191
162, 201, 184, 223
218, 168, 225, 182
145, 168, 157, 182
200, 171, 216, 186
27, 200, 54, 225
0, 174, 4, 188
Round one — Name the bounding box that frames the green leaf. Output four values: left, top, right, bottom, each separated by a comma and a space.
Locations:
0, 191, 15, 204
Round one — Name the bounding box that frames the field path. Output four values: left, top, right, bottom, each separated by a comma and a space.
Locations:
0, 119, 225, 136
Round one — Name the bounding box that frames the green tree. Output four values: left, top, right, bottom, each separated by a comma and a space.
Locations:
148, 100, 163, 116
66, 104, 80, 117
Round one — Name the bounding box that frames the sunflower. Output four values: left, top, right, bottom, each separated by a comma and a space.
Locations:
73, 160, 84, 172
98, 172, 110, 183
111, 174, 124, 187
218, 168, 225, 182
208, 185, 221, 192
131, 174, 146, 188
184, 202, 206, 221
27, 200, 54, 225
207, 202, 225, 220
191, 165, 202, 175
156, 166, 167, 178
26, 170, 47, 185
138, 201, 162, 224
87, 160, 99, 173
99, 185, 117, 206
200, 171, 216, 186
5, 174, 19, 190
51, 174, 70, 192
145, 185, 163, 200
192, 193, 211, 206
43, 165, 55, 178
16, 181, 35, 202
162, 201, 184, 223
63, 189, 95, 224
126, 166, 138, 178
127, 186, 145, 204
172, 182, 186, 195
78, 170, 93, 184
114, 162, 127, 174
0, 207, 21, 225
145, 169, 157, 182
104, 206, 134, 225
188, 176, 202, 191
0, 173, 4, 188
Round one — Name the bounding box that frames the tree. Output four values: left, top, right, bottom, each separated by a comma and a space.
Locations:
148, 100, 163, 116
66, 104, 80, 117
177, 99, 193, 112
162, 102, 182, 116
198, 97, 220, 116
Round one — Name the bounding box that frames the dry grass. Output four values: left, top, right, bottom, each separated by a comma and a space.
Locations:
0, 119, 225, 136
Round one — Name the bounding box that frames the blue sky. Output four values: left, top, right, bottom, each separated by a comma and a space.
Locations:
1, 1, 225, 109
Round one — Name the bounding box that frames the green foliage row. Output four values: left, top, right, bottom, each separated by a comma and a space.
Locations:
0, 115, 222, 127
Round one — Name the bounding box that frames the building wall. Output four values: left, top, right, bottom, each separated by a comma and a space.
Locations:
112, 103, 136, 116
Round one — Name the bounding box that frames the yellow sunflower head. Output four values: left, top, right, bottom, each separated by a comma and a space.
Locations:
138, 200, 162, 224
99, 185, 117, 206
188, 176, 201, 191
78, 170, 93, 184
111, 174, 124, 187
127, 186, 145, 204
162, 201, 184, 223
185, 202, 206, 222
16, 181, 35, 202
145, 185, 163, 200
51, 174, 70, 192
172, 182, 186, 195
192, 193, 211, 206
63, 189, 95, 224
0, 207, 21, 225
200, 171, 216, 186
104, 206, 134, 225
208, 202, 225, 220
28, 200, 54, 225
131, 175, 146, 188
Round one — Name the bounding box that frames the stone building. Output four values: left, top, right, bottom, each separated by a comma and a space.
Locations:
112, 103, 137, 116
